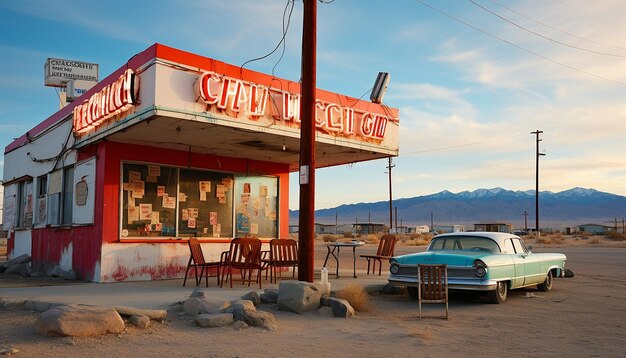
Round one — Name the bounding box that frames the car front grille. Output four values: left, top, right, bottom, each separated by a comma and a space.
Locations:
396, 265, 478, 279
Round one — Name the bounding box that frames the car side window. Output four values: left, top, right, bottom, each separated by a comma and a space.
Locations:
503, 239, 515, 254
512, 238, 527, 254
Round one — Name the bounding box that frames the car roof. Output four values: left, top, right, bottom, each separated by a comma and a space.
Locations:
433, 231, 520, 246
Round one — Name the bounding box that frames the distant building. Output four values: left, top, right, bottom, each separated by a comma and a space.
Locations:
315, 223, 337, 234
434, 225, 464, 233
353, 222, 388, 235
413, 225, 430, 234
578, 224, 612, 235
473, 222, 513, 233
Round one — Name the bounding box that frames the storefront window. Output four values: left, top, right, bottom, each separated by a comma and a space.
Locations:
234, 175, 278, 239
62, 166, 74, 225
17, 180, 33, 228
121, 163, 178, 237
120, 162, 279, 240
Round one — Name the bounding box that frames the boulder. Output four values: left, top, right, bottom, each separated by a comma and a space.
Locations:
47, 265, 65, 278
233, 320, 249, 330
114, 306, 168, 321
1, 299, 26, 310
36, 305, 125, 337
317, 306, 334, 318
327, 297, 355, 318
0, 253, 31, 273
183, 297, 231, 316
222, 300, 256, 322
128, 314, 151, 329
195, 313, 233, 328
3, 263, 30, 276
241, 291, 261, 306
189, 288, 207, 298
260, 289, 279, 304
244, 310, 278, 331
277, 281, 322, 313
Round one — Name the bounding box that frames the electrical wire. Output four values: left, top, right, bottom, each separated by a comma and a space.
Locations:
486, 0, 626, 51
468, 0, 626, 57
271, 0, 296, 77
415, 0, 626, 86
401, 132, 528, 156
240, 0, 295, 71
546, 151, 626, 167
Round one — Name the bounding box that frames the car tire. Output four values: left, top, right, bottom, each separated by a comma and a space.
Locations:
487, 281, 508, 304
407, 286, 419, 300
537, 270, 553, 292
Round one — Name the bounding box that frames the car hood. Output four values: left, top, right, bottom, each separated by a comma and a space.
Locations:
392, 250, 487, 267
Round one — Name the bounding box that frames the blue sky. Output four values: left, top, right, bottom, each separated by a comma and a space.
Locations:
1, 0, 626, 210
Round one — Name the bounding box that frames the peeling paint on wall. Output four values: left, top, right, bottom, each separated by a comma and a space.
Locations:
59, 242, 73, 272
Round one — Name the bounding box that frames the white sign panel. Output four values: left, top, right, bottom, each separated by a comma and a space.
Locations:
72, 157, 96, 225
44, 58, 99, 87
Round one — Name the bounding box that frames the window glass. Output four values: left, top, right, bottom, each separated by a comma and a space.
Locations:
429, 236, 500, 252
512, 238, 527, 254
178, 169, 234, 238
62, 166, 74, 225
121, 163, 178, 237
234, 175, 278, 239
17, 180, 33, 228
503, 239, 515, 254
36, 175, 48, 225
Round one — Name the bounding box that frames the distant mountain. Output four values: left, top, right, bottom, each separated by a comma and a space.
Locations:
289, 187, 626, 227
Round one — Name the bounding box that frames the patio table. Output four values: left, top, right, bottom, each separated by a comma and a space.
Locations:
323, 241, 365, 278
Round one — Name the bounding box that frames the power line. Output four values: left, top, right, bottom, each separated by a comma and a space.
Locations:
487, 0, 626, 51
402, 132, 528, 156
415, 0, 626, 86
468, 0, 626, 57
547, 151, 626, 167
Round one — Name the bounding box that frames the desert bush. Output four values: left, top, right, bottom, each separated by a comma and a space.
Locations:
334, 284, 372, 312
342, 232, 355, 239
605, 231, 626, 242
535, 233, 565, 245
589, 237, 601, 244
363, 234, 380, 244
320, 234, 340, 243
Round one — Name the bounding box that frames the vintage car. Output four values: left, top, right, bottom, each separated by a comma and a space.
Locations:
388, 232, 567, 303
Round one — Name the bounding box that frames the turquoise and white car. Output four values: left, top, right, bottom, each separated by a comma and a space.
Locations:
388, 232, 567, 303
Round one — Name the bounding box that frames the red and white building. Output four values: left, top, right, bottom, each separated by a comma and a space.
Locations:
1, 44, 399, 282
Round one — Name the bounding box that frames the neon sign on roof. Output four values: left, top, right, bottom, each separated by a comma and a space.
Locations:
195, 71, 392, 141
72, 69, 138, 135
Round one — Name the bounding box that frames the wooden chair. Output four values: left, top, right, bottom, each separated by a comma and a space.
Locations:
183, 238, 221, 287
262, 238, 298, 283
360, 234, 397, 275
417, 264, 449, 320
220, 237, 263, 289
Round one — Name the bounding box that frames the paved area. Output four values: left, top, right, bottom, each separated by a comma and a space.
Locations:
0, 269, 390, 310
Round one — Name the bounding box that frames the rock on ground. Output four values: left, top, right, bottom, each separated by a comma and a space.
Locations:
244, 310, 278, 331
195, 313, 233, 328
36, 305, 125, 337
327, 297, 355, 318
128, 314, 151, 329
114, 306, 167, 321
277, 281, 322, 314
241, 291, 261, 306
183, 297, 231, 316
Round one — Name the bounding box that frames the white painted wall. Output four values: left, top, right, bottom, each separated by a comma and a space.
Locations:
12, 229, 32, 259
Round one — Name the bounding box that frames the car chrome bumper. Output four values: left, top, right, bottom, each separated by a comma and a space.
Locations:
388, 276, 498, 291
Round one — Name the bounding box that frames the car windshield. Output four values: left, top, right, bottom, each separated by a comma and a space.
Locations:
428, 236, 501, 253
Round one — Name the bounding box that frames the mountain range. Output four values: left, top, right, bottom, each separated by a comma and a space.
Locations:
289, 187, 626, 228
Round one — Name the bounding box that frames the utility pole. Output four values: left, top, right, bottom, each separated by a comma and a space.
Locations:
523, 211, 528, 231
335, 212, 338, 234
386, 157, 395, 233
531, 130, 545, 237
298, 0, 317, 282
394, 206, 398, 233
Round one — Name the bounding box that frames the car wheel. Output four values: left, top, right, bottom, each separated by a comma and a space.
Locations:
537, 270, 553, 292
407, 286, 419, 300
487, 281, 508, 304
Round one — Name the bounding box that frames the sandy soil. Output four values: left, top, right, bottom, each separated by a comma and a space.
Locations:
1, 236, 626, 357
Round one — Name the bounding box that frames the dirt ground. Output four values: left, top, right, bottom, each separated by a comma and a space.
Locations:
1, 236, 626, 357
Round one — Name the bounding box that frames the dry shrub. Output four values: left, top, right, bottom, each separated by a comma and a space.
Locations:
362, 234, 380, 244
334, 284, 372, 312
342, 232, 355, 239
605, 231, 626, 242
402, 233, 432, 246
536, 233, 565, 245
320, 234, 340, 243
589, 237, 601, 244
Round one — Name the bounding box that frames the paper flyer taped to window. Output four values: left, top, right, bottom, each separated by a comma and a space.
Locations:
162, 195, 176, 209
148, 165, 160, 177
139, 203, 152, 221
151, 211, 159, 225
182, 208, 189, 221
179, 192, 187, 202
188, 217, 196, 228
129, 171, 141, 182
210, 211, 218, 225
157, 186, 165, 197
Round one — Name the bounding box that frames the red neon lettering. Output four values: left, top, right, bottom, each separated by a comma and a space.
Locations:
343, 108, 354, 134
248, 84, 268, 116
315, 101, 325, 127
198, 72, 220, 104
231, 80, 247, 112
325, 103, 342, 132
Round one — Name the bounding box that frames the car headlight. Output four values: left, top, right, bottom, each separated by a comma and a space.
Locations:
474, 259, 487, 278
390, 264, 400, 274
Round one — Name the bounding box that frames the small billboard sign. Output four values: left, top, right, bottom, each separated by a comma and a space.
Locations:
44, 58, 99, 87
